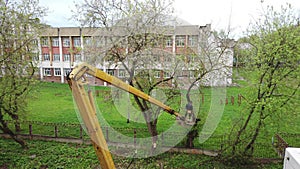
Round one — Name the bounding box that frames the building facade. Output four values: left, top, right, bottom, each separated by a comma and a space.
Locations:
37, 24, 234, 87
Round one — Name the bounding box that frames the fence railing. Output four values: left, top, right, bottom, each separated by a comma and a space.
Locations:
1, 120, 224, 150
2, 120, 293, 159
273, 134, 289, 158
273, 133, 300, 158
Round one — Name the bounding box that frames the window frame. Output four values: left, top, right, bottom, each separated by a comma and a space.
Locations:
163, 71, 171, 78
63, 38, 70, 47
74, 54, 81, 62
41, 37, 48, 47
54, 68, 61, 76
188, 35, 198, 47
63, 54, 70, 62
165, 37, 173, 47
43, 53, 50, 61
53, 54, 60, 62
43, 68, 51, 76
84, 37, 92, 46
118, 69, 126, 78
154, 70, 160, 78
107, 69, 115, 76
63, 68, 71, 76
52, 37, 59, 47
176, 36, 185, 47
73, 37, 81, 47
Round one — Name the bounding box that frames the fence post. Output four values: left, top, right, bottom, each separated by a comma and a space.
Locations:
161, 132, 164, 147
106, 127, 109, 143
134, 129, 137, 146
231, 96, 234, 105
238, 94, 242, 105
29, 123, 33, 140
54, 125, 58, 138
80, 126, 83, 139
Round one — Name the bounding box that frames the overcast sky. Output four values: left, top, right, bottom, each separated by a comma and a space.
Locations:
39, 0, 300, 39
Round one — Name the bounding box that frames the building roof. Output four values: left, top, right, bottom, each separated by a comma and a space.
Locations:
40, 23, 212, 37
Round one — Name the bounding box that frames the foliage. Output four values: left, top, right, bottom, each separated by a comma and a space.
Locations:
229, 3, 300, 157
0, 0, 46, 148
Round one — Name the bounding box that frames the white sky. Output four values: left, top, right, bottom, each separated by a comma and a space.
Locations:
39, 0, 300, 39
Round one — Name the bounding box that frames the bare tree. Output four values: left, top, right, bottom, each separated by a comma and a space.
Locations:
74, 0, 180, 149
0, 0, 46, 148
179, 27, 235, 148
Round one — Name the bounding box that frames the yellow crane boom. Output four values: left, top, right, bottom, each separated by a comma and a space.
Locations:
67, 63, 183, 169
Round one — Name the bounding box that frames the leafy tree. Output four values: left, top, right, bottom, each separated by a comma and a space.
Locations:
0, 0, 46, 148
230, 3, 300, 157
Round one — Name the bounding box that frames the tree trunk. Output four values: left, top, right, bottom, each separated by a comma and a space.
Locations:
185, 120, 200, 148
243, 109, 264, 155
144, 113, 158, 148
231, 106, 256, 155
0, 120, 27, 149
14, 116, 21, 132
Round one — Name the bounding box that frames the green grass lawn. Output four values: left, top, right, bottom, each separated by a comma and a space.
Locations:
26, 81, 300, 139
0, 139, 283, 169
2, 81, 299, 168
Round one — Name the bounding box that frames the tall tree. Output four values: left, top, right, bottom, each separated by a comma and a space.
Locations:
230, 3, 300, 157
0, 0, 46, 148
74, 0, 179, 151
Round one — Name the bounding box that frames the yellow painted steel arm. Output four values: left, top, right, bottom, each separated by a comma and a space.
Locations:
67, 62, 183, 169
67, 69, 115, 169
70, 62, 182, 118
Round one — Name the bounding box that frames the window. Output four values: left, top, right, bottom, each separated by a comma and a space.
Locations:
64, 68, 71, 76
84, 37, 92, 45
32, 52, 39, 61
63, 38, 70, 47
177, 70, 189, 77
63, 54, 70, 62
153, 55, 159, 62
188, 35, 198, 47
95, 36, 106, 47
118, 69, 125, 77
152, 38, 160, 47
176, 36, 185, 47
154, 70, 160, 78
164, 71, 170, 78
54, 68, 61, 76
43, 53, 50, 61
165, 37, 172, 47
41, 37, 48, 47
74, 54, 81, 62
189, 70, 196, 78
52, 37, 59, 47
107, 69, 114, 76
53, 54, 60, 62
73, 37, 81, 47
176, 71, 184, 77
32, 39, 38, 47
44, 68, 51, 76
164, 56, 171, 62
